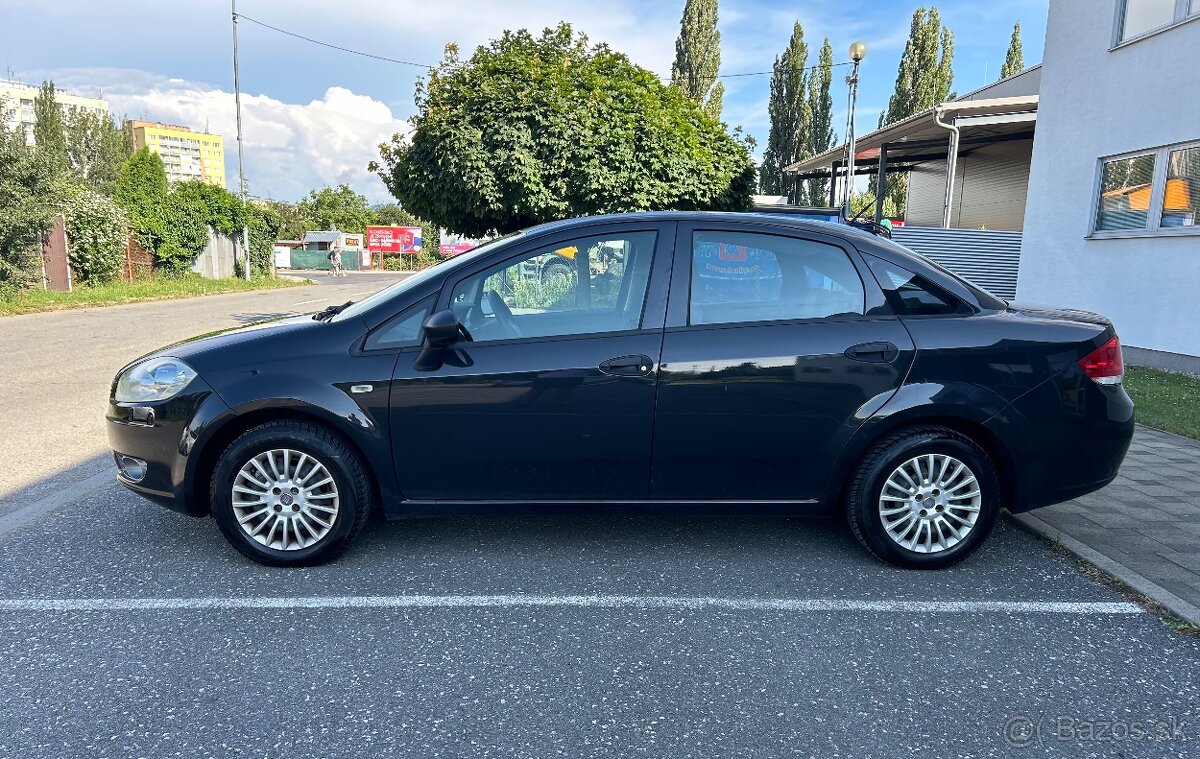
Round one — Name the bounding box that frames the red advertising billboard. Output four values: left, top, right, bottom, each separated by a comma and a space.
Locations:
366, 225, 423, 254
439, 242, 476, 256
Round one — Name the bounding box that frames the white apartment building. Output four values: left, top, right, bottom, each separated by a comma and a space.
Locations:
0, 80, 109, 145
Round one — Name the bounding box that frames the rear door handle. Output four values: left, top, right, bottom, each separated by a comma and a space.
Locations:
844, 341, 900, 363
599, 354, 654, 377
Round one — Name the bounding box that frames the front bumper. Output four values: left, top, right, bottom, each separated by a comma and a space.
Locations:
106, 378, 232, 517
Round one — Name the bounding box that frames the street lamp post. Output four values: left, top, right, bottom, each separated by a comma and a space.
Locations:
843, 41, 867, 217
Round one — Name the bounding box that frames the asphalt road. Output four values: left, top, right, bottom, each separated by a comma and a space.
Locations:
0, 494, 1197, 758
1, 271, 1198, 757
0, 271, 408, 512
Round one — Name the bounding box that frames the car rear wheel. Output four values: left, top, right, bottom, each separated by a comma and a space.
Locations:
846, 426, 999, 569
210, 421, 371, 566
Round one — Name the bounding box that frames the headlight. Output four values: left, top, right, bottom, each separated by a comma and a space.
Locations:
115, 357, 197, 403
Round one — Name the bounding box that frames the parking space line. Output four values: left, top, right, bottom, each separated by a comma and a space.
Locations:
0, 595, 1142, 614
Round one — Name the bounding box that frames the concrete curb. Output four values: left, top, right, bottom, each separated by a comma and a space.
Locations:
1008, 511, 1200, 627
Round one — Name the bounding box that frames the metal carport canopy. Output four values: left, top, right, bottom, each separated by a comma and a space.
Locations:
782, 95, 1039, 175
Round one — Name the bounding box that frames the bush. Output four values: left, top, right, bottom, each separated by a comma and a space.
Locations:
61, 188, 128, 283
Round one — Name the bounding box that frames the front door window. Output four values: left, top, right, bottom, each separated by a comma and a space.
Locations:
449, 232, 658, 342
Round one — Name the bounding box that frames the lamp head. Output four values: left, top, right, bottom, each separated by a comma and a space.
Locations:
849, 41, 868, 62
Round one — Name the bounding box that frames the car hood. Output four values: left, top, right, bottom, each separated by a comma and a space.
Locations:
121, 315, 327, 375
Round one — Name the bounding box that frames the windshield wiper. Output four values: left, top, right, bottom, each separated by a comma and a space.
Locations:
313, 300, 354, 321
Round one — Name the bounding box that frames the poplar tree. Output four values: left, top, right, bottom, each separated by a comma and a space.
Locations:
670, 0, 724, 119
880, 7, 955, 128
878, 7, 955, 211
1000, 22, 1024, 79
760, 22, 810, 198
32, 81, 67, 166
806, 38, 836, 206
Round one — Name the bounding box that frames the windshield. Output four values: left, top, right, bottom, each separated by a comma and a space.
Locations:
329, 231, 525, 322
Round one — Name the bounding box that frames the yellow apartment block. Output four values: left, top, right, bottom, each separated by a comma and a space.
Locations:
131, 120, 227, 188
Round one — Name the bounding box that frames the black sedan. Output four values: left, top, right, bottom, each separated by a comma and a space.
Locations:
107, 212, 1134, 568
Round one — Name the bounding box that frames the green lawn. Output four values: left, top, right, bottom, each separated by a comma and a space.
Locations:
0, 275, 311, 316
1124, 365, 1200, 441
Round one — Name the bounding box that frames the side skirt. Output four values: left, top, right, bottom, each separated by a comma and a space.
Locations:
383, 499, 829, 520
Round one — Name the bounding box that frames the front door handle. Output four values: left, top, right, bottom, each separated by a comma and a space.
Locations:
599, 354, 654, 377
845, 341, 900, 363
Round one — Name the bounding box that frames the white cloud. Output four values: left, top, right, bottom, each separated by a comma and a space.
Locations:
24, 67, 409, 203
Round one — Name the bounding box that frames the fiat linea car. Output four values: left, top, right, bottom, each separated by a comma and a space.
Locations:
106, 212, 1134, 568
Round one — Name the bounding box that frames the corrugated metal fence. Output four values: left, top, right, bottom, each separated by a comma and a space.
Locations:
890, 226, 1022, 300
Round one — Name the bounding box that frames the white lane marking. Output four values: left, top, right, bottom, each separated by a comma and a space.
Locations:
292, 298, 324, 305
0, 595, 1142, 614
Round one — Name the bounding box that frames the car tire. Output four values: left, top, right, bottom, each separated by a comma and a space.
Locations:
846, 426, 999, 569
541, 259, 574, 284
210, 420, 371, 567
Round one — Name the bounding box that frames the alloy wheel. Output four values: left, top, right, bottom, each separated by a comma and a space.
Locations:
231, 448, 340, 551
878, 453, 981, 554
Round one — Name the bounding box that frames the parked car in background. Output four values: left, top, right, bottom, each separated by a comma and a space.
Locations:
107, 212, 1134, 569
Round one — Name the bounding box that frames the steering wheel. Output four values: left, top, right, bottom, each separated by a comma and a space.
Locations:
485, 290, 521, 338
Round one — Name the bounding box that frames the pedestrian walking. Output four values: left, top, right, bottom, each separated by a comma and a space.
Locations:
328, 246, 344, 277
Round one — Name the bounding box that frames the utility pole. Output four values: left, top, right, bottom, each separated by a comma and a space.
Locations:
232, 0, 251, 279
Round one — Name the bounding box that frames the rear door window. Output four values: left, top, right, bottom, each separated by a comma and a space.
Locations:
689, 231, 865, 326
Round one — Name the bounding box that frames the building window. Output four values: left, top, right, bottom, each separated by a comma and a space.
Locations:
1162, 146, 1200, 228
1095, 153, 1157, 231
1118, 0, 1199, 41
1093, 140, 1200, 235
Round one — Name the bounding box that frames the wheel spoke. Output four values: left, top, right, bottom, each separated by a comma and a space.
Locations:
237, 507, 271, 525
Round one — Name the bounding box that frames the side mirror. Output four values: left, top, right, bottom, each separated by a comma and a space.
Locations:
422, 309, 460, 348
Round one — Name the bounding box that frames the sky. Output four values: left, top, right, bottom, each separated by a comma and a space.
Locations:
1, 0, 1049, 204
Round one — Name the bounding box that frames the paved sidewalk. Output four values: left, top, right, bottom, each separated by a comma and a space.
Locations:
1015, 426, 1200, 622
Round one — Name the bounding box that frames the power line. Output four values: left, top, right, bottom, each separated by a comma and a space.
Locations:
718, 61, 853, 78
231, 13, 856, 81
234, 13, 435, 69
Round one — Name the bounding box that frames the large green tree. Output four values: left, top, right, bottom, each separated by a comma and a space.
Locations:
806, 38, 837, 206
760, 22, 810, 199
62, 108, 131, 194
114, 148, 168, 240
880, 7, 955, 127
259, 199, 308, 240
670, 0, 724, 119
32, 81, 67, 167
878, 6, 955, 212
0, 119, 63, 296
297, 184, 373, 234
1000, 22, 1024, 79
373, 24, 754, 237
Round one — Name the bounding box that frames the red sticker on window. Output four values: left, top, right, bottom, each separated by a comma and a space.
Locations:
718, 244, 748, 261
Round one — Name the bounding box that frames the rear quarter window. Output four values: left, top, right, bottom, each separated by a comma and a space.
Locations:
865, 256, 968, 316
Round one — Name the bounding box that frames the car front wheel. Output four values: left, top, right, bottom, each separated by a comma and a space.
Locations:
846, 426, 1000, 569
210, 421, 371, 566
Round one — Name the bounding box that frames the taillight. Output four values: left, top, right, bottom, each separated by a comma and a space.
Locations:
1078, 335, 1123, 385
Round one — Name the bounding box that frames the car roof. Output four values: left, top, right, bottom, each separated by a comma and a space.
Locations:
520, 210, 873, 238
